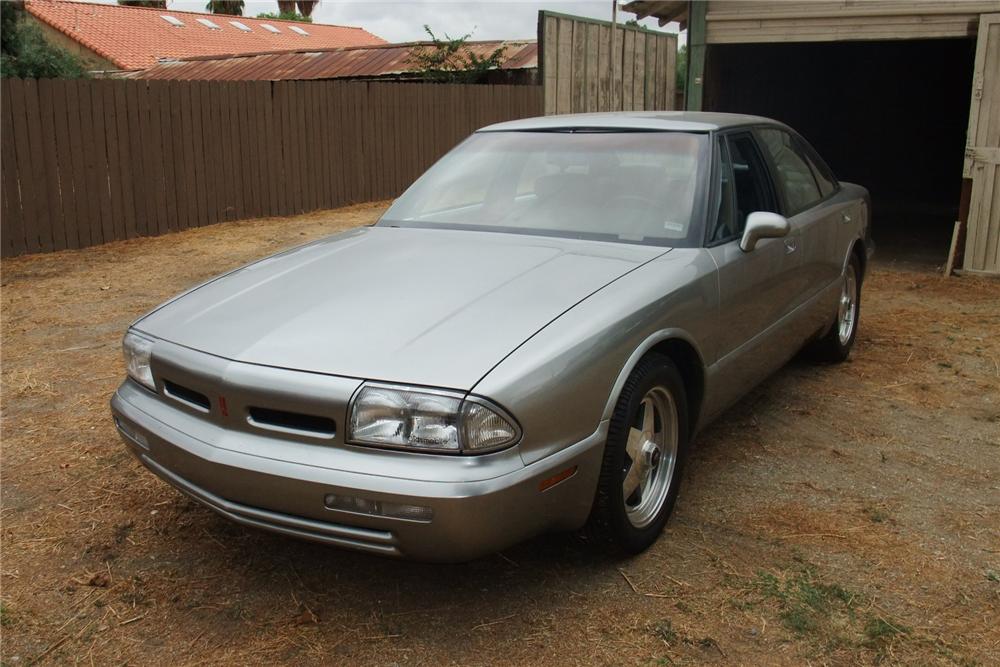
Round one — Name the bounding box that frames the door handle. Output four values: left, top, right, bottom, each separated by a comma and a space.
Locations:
784, 238, 797, 254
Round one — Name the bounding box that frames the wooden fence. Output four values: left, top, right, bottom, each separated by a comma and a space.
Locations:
0, 79, 543, 257
540, 10, 677, 115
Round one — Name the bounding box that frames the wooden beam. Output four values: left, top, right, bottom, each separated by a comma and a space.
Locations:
705, 4, 1000, 22
622, 0, 688, 24
657, 1, 689, 23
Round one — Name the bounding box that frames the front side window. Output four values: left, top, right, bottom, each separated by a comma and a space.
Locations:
757, 128, 822, 214
380, 131, 710, 247
712, 138, 736, 243
710, 133, 775, 244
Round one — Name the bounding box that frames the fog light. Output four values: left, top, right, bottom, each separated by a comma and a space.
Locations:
381, 502, 435, 522
115, 417, 148, 449
324, 493, 433, 523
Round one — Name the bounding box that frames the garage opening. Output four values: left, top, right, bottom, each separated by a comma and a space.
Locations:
703, 38, 977, 268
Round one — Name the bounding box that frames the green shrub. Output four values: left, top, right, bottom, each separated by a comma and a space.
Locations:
1, 3, 89, 78
1, 23, 88, 78
408, 26, 507, 84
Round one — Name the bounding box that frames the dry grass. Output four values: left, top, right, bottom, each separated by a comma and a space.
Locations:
2, 205, 999, 666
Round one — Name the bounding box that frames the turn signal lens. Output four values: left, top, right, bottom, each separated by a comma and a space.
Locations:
460, 401, 519, 452
539, 466, 578, 492
122, 331, 155, 391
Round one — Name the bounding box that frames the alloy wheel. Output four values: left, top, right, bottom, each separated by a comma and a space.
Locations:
622, 387, 679, 529
838, 263, 858, 345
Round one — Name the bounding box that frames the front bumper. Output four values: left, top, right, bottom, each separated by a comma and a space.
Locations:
111, 385, 605, 562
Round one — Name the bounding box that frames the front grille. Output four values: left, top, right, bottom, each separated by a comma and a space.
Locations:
247, 406, 336, 439
163, 379, 211, 412
150, 344, 355, 446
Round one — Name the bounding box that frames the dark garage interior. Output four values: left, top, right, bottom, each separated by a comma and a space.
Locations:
703, 38, 977, 267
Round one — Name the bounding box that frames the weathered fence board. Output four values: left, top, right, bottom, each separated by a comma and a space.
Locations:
539, 10, 678, 116
1, 79, 542, 257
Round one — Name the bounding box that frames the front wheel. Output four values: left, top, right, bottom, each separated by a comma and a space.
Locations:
591, 354, 689, 554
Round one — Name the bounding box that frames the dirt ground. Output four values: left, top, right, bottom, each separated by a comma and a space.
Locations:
2, 202, 998, 666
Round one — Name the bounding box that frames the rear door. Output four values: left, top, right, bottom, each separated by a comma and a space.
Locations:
794, 135, 860, 282
755, 127, 843, 302
706, 130, 803, 409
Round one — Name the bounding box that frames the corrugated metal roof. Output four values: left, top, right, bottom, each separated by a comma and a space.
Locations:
128, 40, 538, 81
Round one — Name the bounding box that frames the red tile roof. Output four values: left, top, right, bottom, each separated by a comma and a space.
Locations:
26, 0, 386, 70
130, 40, 539, 81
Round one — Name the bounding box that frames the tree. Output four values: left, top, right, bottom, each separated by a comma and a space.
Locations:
118, 1, 168, 7
407, 26, 507, 84
295, 1, 317, 17
675, 43, 687, 94
256, 11, 311, 23
1, 1, 89, 78
1, 1, 23, 58
204, 0, 243, 16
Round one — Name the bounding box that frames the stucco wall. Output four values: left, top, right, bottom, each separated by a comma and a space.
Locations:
24, 15, 120, 71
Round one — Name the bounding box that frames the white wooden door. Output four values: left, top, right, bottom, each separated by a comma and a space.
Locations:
963, 13, 1000, 274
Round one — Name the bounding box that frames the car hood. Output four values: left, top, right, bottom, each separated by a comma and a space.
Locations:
136, 227, 668, 389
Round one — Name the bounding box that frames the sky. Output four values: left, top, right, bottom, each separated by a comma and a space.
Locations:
84, 1, 683, 44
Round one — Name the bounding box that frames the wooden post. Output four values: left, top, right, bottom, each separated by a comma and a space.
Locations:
609, 0, 618, 111
686, 0, 707, 111
946, 177, 974, 276
945, 221, 961, 277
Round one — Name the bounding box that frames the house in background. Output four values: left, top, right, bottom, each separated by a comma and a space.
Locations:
23, 0, 385, 73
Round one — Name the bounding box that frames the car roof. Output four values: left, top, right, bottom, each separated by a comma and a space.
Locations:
478, 111, 778, 133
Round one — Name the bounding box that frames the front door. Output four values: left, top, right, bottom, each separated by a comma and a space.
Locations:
706, 131, 804, 415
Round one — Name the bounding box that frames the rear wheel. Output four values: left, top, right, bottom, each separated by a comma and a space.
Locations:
591, 354, 689, 554
812, 253, 861, 363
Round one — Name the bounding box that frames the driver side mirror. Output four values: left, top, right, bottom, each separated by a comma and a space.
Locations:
740, 212, 789, 252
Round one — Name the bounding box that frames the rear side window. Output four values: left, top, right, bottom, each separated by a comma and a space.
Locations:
798, 140, 838, 198
757, 128, 822, 214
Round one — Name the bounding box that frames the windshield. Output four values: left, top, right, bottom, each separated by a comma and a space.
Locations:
379, 130, 709, 246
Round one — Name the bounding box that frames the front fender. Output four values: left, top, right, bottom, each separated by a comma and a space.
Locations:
472, 249, 718, 466
598, 329, 706, 422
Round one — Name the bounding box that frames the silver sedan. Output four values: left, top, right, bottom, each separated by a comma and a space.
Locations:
111, 112, 872, 561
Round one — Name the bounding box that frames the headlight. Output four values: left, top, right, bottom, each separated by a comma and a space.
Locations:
122, 331, 155, 391
348, 384, 520, 454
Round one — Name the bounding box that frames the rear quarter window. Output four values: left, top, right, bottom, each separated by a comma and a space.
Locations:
758, 128, 823, 214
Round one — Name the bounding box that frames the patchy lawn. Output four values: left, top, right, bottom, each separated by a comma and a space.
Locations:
2, 204, 998, 666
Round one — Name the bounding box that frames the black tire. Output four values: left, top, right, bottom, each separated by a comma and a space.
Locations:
590, 354, 689, 554
811, 252, 862, 363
